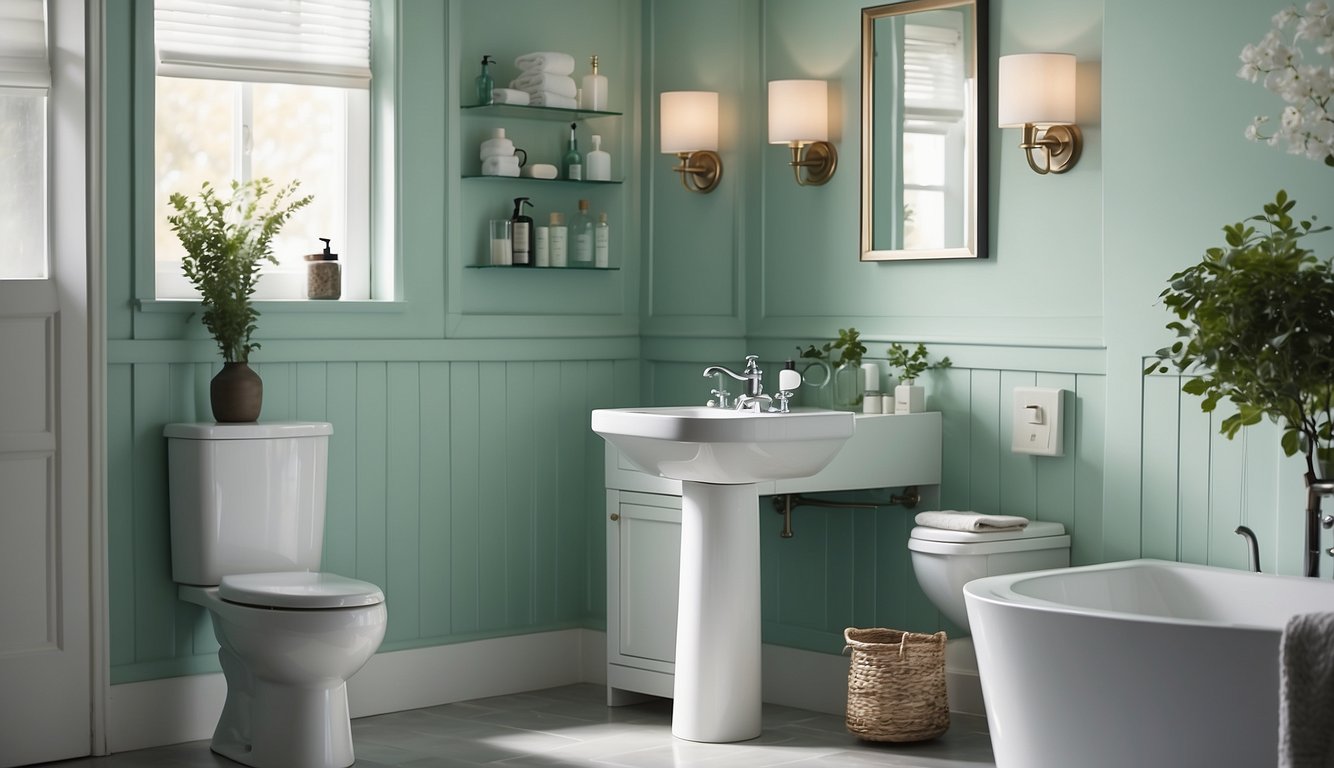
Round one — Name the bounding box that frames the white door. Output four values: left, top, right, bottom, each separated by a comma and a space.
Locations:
0, 2, 92, 765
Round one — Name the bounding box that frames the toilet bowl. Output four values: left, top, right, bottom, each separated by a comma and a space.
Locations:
167, 422, 387, 768
908, 520, 1070, 630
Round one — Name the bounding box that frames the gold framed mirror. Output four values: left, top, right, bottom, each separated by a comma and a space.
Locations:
860, 0, 988, 261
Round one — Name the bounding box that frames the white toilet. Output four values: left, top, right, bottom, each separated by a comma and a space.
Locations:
908, 520, 1071, 630
166, 421, 387, 768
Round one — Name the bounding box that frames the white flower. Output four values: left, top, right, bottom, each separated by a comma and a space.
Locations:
1240, 3, 1334, 165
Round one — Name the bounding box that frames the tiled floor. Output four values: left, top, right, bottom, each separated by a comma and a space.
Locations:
48, 684, 996, 768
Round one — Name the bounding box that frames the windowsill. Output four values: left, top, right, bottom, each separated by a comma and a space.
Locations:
137, 298, 407, 314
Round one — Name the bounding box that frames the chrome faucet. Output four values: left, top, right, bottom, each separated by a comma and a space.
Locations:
703, 356, 769, 411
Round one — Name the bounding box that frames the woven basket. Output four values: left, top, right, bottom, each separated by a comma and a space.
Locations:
844, 627, 949, 742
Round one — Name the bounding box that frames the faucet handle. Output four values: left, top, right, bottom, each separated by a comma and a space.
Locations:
744, 355, 761, 373
709, 388, 732, 409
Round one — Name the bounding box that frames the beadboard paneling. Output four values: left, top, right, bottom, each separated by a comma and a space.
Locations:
108, 358, 634, 684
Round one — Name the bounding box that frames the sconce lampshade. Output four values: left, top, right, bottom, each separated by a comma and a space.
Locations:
660, 91, 719, 153
768, 79, 828, 144
997, 53, 1076, 127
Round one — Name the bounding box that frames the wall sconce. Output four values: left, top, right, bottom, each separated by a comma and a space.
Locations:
660, 91, 723, 194
998, 53, 1081, 175
768, 79, 837, 186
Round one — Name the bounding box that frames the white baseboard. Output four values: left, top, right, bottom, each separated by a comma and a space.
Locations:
106, 629, 982, 754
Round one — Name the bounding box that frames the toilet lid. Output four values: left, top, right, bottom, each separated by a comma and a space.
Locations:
909, 520, 1067, 544
219, 572, 385, 609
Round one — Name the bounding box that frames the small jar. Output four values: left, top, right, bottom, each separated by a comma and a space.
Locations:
305, 238, 341, 300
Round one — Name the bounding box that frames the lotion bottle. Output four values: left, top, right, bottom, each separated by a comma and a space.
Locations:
509, 197, 534, 266
586, 135, 611, 181
572, 199, 594, 263
594, 213, 609, 267
549, 212, 568, 267
581, 55, 608, 111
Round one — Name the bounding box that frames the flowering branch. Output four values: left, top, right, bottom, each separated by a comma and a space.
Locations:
1238, 1, 1334, 166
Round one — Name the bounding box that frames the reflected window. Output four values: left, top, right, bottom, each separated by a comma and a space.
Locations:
0, 0, 49, 280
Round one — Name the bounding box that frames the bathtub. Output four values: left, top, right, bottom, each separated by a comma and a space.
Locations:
963, 559, 1334, 768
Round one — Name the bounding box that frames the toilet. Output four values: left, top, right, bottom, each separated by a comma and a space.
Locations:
166, 421, 387, 768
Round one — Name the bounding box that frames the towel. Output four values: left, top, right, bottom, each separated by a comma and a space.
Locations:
523, 163, 558, 180
514, 51, 575, 76
1280, 612, 1334, 767
509, 73, 578, 99
491, 88, 530, 106
914, 510, 1031, 533
481, 155, 521, 177
527, 92, 577, 109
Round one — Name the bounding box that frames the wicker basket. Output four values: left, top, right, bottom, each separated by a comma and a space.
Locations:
843, 627, 949, 742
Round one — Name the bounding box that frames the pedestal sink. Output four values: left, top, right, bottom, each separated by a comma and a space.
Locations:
590, 406, 855, 742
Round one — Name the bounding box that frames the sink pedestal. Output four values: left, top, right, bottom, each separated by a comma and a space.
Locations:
673, 481, 762, 743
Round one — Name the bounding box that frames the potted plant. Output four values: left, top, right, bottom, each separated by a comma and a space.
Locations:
1146, 191, 1333, 574
167, 178, 312, 422
797, 327, 869, 409
886, 342, 951, 414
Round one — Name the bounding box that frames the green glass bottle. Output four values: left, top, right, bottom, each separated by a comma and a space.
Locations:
475, 55, 494, 106
562, 122, 583, 180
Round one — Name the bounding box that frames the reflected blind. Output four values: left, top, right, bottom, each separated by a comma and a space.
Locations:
0, 0, 49, 94
155, 0, 371, 88
903, 24, 962, 114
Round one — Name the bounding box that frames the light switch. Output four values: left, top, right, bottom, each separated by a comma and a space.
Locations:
1012, 387, 1064, 456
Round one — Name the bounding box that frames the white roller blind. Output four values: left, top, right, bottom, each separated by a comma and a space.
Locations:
155, 0, 371, 88
0, 0, 50, 94
903, 24, 963, 115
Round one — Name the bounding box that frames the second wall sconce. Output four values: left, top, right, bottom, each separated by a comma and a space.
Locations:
768, 79, 837, 186
660, 91, 723, 194
998, 53, 1081, 175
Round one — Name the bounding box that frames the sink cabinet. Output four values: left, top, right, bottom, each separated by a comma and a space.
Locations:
603, 412, 943, 704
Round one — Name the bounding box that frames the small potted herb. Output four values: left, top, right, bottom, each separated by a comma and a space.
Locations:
887, 342, 951, 413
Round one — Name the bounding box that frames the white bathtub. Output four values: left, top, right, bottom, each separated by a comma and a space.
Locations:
963, 559, 1334, 768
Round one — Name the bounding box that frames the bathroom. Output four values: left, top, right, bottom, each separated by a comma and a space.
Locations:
3, 0, 1332, 765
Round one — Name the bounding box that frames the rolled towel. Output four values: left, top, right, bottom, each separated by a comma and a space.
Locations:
514, 51, 575, 76
491, 88, 530, 105
1279, 612, 1334, 767
481, 155, 521, 177
510, 73, 577, 99
523, 163, 558, 180
914, 510, 1031, 532
527, 92, 578, 110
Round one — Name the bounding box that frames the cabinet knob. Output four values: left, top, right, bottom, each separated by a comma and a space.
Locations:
609, 512, 620, 521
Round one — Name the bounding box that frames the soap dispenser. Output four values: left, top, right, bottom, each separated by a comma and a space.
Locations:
581, 55, 608, 111
586, 135, 611, 181
510, 197, 535, 266
304, 237, 341, 299
476, 54, 495, 106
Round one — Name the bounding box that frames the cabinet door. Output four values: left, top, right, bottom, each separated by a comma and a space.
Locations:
616, 501, 681, 666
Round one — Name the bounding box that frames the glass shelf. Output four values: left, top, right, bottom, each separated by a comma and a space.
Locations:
462, 104, 622, 121
466, 264, 619, 271
462, 174, 622, 185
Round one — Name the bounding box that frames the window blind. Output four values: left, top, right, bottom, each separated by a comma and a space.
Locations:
903, 23, 963, 115
0, 0, 49, 94
155, 0, 371, 88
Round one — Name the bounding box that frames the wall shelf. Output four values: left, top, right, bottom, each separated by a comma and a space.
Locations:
462, 103, 622, 121
466, 264, 619, 271
462, 174, 622, 185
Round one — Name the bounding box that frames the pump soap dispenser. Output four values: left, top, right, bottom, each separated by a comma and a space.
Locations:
581, 55, 608, 111
476, 55, 495, 106
510, 197, 535, 266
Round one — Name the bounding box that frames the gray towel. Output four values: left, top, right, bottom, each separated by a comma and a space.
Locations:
1280, 612, 1334, 767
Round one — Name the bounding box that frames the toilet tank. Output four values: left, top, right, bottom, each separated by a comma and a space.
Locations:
166, 421, 333, 586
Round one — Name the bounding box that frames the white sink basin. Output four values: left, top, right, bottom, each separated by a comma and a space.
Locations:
590, 406, 854, 485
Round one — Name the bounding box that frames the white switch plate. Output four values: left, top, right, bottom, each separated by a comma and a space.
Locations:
1011, 387, 1064, 456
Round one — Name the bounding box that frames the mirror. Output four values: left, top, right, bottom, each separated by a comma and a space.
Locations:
861, 0, 987, 261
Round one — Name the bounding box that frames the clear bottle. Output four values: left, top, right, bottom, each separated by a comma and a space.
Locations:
475, 55, 494, 106
586, 134, 611, 181
594, 212, 609, 268
581, 55, 608, 111
572, 199, 594, 263
562, 122, 582, 181
549, 212, 568, 267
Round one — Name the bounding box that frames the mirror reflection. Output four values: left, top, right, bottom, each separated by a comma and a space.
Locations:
861, 0, 987, 261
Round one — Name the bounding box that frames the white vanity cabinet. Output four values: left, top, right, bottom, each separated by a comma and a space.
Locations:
603, 411, 943, 704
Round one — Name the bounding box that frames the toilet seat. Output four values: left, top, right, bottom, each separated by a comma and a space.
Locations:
219, 571, 385, 609
908, 521, 1070, 556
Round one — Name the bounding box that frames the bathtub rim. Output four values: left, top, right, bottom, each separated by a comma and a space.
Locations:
962, 557, 1318, 633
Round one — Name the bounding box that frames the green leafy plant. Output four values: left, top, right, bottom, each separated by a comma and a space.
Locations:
167, 178, 312, 363
886, 342, 951, 383
796, 327, 868, 368
1146, 190, 1334, 478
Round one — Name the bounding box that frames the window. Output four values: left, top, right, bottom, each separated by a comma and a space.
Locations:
153, 0, 372, 300
0, 0, 49, 280
901, 20, 966, 251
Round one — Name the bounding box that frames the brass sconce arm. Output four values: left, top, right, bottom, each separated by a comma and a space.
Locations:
786, 140, 838, 186
672, 150, 723, 194
1018, 122, 1082, 175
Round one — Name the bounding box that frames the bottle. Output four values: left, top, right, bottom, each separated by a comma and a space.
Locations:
581, 55, 608, 111
475, 55, 495, 106
572, 199, 594, 263
304, 237, 341, 299
509, 197, 534, 267
586, 134, 611, 181
594, 212, 609, 268
549, 212, 568, 267
562, 122, 582, 181
535, 225, 550, 267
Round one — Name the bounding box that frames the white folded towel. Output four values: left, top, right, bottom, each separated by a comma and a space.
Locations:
523, 163, 558, 180
491, 88, 530, 105
481, 155, 521, 177
514, 51, 575, 76
510, 73, 578, 99
527, 92, 577, 109
1280, 612, 1334, 767
914, 510, 1031, 532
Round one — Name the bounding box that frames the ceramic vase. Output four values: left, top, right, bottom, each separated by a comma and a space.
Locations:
211, 362, 262, 423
